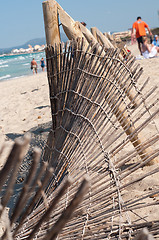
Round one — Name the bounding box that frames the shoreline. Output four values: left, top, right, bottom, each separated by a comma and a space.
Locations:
0, 70, 47, 83
0, 51, 46, 82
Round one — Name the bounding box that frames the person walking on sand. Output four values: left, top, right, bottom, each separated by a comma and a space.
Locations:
31, 58, 38, 74
40, 57, 45, 72
132, 16, 152, 55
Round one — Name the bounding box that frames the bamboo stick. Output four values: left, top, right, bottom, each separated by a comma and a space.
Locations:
27, 177, 72, 240
43, 177, 89, 240
10, 147, 41, 225
133, 228, 155, 240
12, 162, 50, 237
91, 27, 98, 40
0, 134, 30, 217
0, 134, 30, 192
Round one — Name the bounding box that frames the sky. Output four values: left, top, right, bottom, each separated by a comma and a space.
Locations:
0, 0, 159, 48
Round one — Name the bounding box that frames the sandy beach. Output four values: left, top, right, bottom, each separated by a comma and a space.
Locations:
0, 43, 159, 237
0, 72, 52, 168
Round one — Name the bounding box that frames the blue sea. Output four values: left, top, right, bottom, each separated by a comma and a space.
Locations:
0, 51, 46, 82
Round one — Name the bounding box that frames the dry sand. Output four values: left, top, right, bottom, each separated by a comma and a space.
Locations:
121, 43, 159, 230
0, 44, 159, 236
0, 72, 52, 168
128, 43, 159, 92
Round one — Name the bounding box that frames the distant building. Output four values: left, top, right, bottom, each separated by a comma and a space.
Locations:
11, 49, 20, 54
10, 44, 45, 55
28, 44, 33, 53
34, 45, 41, 51
19, 48, 26, 53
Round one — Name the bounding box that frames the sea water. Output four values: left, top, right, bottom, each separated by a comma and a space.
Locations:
0, 51, 46, 82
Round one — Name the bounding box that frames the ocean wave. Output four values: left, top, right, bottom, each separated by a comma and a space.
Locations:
0, 52, 45, 81
13, 56, 25, 61
0, 64, 8, 68
0, 60, 8, 65
17, 56, 25, 60
0, 75, 11, 80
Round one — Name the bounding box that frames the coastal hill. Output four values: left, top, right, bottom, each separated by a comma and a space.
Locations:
0, 33, 68, 55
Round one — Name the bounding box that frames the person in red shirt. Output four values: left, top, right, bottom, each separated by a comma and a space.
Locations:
132, 16, 152, 55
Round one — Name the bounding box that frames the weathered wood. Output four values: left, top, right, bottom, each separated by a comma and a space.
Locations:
0, 129, 159, 239
27, 178, 72, 240
96, 27, 115, 48
112, 103, 159, 165
43, 0, 61, 91
53, 3, 152, 163
0, 134, 30, 192
77, 22, 98, 46
133, 228, 155, 240
0, 134, 30, 217
91, 27, 98, 40
44, 178, 89, 240
56, 3, 140, 110
10, 147, 41, 225
12, 162, 50, 237
56, 2, 89, 50
103, 32, 117, 47
42, 0, 61, 46
91, 27, 115, 49
104, 32, 115, 42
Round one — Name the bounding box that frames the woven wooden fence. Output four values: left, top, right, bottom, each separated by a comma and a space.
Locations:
1, 40, 158, 239
1, 3, 159, 238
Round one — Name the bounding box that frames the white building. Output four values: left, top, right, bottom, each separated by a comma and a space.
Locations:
11, 49, 20, 54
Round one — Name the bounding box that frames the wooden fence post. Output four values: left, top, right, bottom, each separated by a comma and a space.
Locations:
91, 27, 98, 40
42, 0, 61, 46
56, 2, 89, 50
42, 0, 61, 164
96, 27, 115, 48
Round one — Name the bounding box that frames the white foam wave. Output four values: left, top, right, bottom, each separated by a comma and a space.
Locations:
0, 75, 11, 80
0, 60, 8, 65
0, 64, 8, 68
17, 56, 25, 60
23, 63, 30, 66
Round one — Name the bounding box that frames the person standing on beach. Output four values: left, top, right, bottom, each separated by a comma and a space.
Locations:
40, 57, 45, 72
132, 16, 152, 55
31, 58, 38, 74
